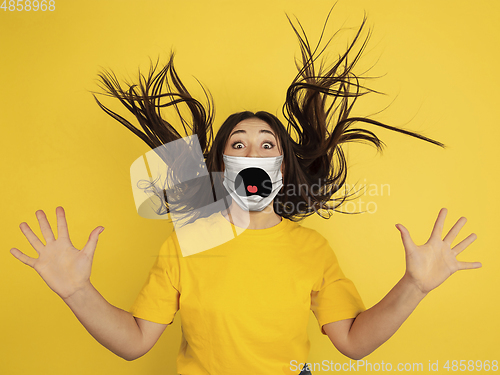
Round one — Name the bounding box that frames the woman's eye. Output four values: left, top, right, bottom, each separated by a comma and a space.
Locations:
232, 142, 244, 149
263, 142, 275, 149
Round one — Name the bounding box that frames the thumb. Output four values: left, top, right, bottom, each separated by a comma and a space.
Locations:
396, 223, 415, 252
82, 227, 104, 256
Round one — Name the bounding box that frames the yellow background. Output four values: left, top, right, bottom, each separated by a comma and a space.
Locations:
1, 0, 499, 374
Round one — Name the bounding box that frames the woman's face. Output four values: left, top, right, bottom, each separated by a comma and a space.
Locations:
223, 118, 282, 157
223, 118, 284, 176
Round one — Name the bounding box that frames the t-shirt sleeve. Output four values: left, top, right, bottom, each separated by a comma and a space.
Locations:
129, 237, 180, 325
310, 241, 365, 335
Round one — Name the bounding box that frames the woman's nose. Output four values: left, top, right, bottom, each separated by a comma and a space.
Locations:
246, 142, 261, 157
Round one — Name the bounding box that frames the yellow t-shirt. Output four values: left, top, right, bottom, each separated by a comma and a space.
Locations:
129, 211, 365, 374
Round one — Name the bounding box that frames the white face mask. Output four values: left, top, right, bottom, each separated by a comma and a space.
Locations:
222, 154, 284, 212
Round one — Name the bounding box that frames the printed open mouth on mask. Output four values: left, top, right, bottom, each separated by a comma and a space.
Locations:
235, 168, 272, 196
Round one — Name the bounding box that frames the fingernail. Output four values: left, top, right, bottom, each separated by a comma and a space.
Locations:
99, 227, 105, 234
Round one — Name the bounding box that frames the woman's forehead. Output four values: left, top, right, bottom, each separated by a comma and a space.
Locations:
230, 120, 278, 142
233, 118, 272, 130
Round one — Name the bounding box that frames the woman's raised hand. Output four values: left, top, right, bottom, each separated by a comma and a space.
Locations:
396, 208, 481, 295
10, 206, 104, 300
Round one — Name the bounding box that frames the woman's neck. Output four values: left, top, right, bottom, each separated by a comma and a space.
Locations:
221, 202, 282, 230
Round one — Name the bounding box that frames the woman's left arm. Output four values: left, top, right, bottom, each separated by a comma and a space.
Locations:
324, 208, 481, 360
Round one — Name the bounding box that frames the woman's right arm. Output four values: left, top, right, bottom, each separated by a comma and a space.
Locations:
10, 206, 168, 361
62, 282, 168, 361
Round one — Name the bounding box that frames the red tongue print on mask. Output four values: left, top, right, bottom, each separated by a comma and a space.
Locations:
247, 185, 258, 193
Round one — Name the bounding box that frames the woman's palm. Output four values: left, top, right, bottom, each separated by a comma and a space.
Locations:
397, 208, 481, 294
10, 207, 104, 299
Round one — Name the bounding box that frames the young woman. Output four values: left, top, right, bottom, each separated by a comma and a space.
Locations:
10, 8, 481, 375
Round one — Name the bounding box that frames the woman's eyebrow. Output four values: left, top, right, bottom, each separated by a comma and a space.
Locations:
229, 129, 276, 139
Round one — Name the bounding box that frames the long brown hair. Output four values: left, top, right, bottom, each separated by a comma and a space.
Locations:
91, 7, 445, 225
